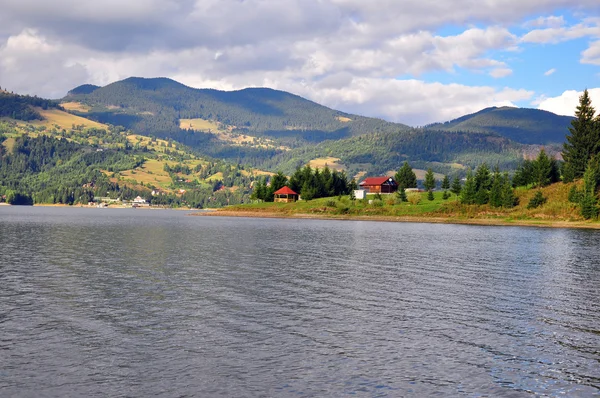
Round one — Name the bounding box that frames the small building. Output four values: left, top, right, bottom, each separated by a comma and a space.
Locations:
354, 189, 366, 200
273, 186, 299, 203
359, 177, 398, 194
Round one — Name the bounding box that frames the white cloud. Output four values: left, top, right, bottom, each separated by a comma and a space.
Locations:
524, 15, 565, 28
521, 17, 600, 44
582, 41, 600, 65
490, 68, 513, 78
536, 88, 600, 116
544, 68, 556, 76
289, 78, 533, 126
0, 1, 599, 125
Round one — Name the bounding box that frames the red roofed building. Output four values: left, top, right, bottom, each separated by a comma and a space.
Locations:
359, 177, 398, 194
273, 186, 299, 203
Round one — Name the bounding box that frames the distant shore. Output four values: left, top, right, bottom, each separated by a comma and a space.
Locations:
194, 208, 600, 230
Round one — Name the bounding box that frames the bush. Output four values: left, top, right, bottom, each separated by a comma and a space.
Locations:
427, 190, 434, 201
407, 192, 421, 205
527, 191, 547, 209
325, 199, 337, 207
371, 199, 384, 207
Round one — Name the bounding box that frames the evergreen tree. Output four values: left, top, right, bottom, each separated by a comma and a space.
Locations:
501, 173, 517, 208
513, 160, 534, 187
395, 161, 417, 188
489, 171, 503, 208
474, 163, 491, 205
427, 190, 434, 201
563, 89, 600, 181
460, 171, 477, 204
533, 149, 553, 187
396, 185, 407, 202
580, 156, 600, 219
441, 175, 450, 190
424, 168, 436, 191
450, 176, 462, 197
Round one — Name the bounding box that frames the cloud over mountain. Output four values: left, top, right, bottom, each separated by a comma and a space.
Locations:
0, 0, 599, 125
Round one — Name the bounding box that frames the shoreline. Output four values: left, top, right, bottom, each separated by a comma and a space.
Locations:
193, 209, 600, 230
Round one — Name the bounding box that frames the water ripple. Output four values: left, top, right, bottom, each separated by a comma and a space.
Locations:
0, 207, 599, 397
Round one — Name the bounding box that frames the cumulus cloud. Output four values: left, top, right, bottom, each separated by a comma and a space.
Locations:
582, 41, 600, 65
0, 1, 599, 124
536, 88, 600, 116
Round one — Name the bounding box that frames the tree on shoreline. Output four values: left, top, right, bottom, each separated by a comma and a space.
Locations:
563, 89, 600, 182
395, 161, 417, 189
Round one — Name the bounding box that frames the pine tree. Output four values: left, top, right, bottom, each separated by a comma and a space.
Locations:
501, 173, 517, 208
533, 149, 552, 187
460, 171, 477, 204
424, 168, 436, 191
580, 156, 600, 219
489, 171, 503, 208
396, 185, 407, 202
450, 176, 462, 197
563, 89, 600, 181
441, 175, 450, 190
395, 161, 417, 188
474, 163, 491, 205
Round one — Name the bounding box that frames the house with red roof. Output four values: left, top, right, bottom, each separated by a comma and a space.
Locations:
273, 186, 299, 203
359, 177, 398, 194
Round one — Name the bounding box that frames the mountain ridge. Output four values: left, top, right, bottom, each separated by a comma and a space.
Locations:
427, 106, 574, 144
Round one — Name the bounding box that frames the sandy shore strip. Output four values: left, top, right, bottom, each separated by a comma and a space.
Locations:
193, 209, 600, 230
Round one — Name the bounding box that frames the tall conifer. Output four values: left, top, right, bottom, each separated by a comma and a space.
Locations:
563, 89, 599, 181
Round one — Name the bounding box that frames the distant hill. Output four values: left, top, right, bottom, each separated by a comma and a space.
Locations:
427, 107, 574, 145
0, 91, 60, 121
67, 84, 101, 95
64, 77, 411, 143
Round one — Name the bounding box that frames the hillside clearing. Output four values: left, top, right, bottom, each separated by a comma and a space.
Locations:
308, 157, 346, 171
24, 108, 107, 130
60, 102, 91, 113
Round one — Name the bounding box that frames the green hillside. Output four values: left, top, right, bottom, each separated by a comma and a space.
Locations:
261, 129, 524, 177
64, 77, 411, 144
427, 106, 574, 144
0, 112, 265, 207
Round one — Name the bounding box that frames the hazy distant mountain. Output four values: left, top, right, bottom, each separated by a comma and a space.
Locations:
426, 106, 574, 145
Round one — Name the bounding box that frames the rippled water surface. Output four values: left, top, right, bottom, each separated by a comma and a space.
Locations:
1, 207, 599, 397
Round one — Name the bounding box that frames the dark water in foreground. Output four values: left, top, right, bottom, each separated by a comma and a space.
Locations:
0, 207, 599, 397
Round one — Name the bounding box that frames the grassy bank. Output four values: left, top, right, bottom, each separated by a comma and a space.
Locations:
197, 182, 600, 229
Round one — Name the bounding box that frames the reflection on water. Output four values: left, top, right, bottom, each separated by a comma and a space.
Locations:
1, 207, 599, 397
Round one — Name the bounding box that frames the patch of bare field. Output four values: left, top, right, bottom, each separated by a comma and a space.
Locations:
60, 102, 91, 112
308, 157, 346, 171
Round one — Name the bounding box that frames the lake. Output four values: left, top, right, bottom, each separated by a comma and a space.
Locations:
1, 206, 599, 397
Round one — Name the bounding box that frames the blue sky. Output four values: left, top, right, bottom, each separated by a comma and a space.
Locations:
0, 1, 599, 125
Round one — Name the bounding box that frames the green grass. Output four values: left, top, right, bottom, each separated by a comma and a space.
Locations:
222, 182, 597, 225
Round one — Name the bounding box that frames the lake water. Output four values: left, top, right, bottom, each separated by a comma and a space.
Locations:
1, 207, 599, 397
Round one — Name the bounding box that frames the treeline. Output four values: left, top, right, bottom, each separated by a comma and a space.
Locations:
251, 165, 353, 202
0, 91, 60, 121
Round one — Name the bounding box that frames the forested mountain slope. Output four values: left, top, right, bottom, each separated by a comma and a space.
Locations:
65, 77, 411, 143
427, 106, 574, 144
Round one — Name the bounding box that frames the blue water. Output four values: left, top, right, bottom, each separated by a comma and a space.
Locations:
1, 207, 599, 396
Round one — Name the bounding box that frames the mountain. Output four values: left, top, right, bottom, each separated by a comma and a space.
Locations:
68, 84, 101, 95
427, 106, 574, 145
64, 77, 411, 143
